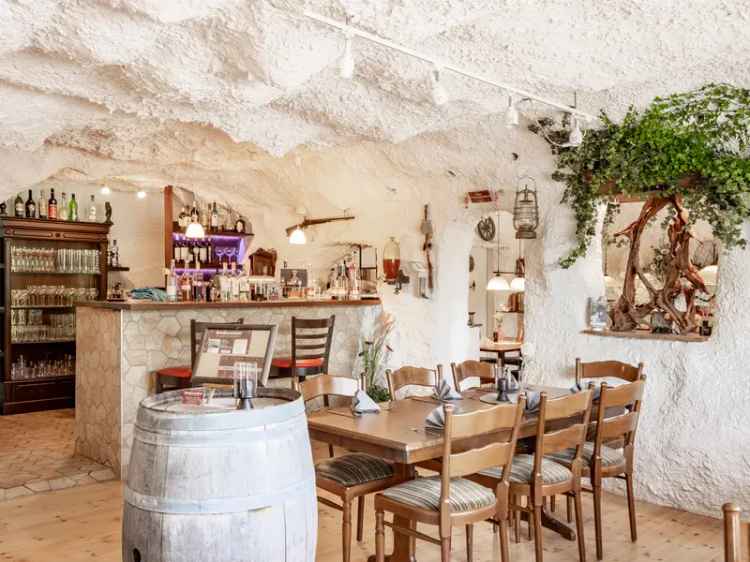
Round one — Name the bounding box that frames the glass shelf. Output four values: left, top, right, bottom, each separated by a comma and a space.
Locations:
10, 271, 102, 275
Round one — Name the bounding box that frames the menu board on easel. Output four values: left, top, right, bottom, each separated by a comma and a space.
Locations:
193, 327, 270, 382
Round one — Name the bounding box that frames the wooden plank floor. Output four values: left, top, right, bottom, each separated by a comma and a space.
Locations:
0, 479, 723, 562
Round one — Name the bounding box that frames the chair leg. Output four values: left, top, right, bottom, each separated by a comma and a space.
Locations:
625, 473, 638, 543
566, 494, 574, 523
499, 519, 510, 562
550, 495, 556, 513
155, 375, 163, 394
574, 492, 587, 562
465, 524, 473, 562
342, 499, 352, 562
527, 497, 532, 540
356, 496, 365, 542
375, 509, 385, 562
328, 444, 335, 458
592, 484, 603, 560
513, 496, 521, 544
440, 536, 451, 562
532, 504, 544, 562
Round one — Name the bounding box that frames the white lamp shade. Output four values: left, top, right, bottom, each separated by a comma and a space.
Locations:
699, 264, 718, 287
486, 274, 510, 291
289, 226, 307, 245
510, 276, 525, 292
505, 100, 519, 128
339, 36, 354, 78
185, 221, 205, 239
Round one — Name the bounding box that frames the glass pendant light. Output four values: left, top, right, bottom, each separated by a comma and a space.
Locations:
431, 66, 449, 106
505, 95, 519, 129
185, 219, 205, 239
289, 226, 307, 245
487, 211, 510, 291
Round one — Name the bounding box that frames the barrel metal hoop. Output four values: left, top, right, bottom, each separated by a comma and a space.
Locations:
124, 479, 314, 515
133, 420, 303, 447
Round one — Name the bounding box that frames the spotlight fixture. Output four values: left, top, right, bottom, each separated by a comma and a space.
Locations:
505, 95, 519, 128
289, 226, 307, 245
339, 32, 355, 79
430, 66, 449, 106
136, 190, 147, 199
564, 115, 584, 147
100, 185, 111, 196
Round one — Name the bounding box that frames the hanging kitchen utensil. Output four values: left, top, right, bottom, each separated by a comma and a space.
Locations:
421, 204, 434, 290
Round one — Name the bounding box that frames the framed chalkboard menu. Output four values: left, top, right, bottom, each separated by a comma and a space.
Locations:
192, 324, 277, 386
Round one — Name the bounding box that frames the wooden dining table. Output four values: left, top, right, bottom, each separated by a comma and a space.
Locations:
480, 339, 523, 362
307, 385, 576, 562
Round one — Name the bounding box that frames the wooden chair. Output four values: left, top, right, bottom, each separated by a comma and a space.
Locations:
374, 399, 526, 562
723, 503, 750, 562
575, 357, 643, 386
272, 315, 335, 385
300, 374, 405, 562
451, 360, 495, 392
190, 323, 277, 387
550, 378, 645, 560
386, 365, 442, 399
154, 318, 244, 393
469, 390, 593, 562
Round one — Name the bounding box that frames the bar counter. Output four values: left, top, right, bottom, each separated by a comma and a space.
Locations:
74, 298, 382, 478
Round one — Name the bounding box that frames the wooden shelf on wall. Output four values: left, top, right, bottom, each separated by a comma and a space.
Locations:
582, 329, 709, 343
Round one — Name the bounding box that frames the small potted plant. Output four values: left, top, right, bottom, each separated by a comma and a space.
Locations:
358, 312, 394, 402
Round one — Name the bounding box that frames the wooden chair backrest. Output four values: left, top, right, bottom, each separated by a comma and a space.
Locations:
451, 360, 495, 391
723, 503, 750, 562
190, 318, 244, 369
292, 315, 335, 371
592, 378, 646, 455
533, 390, 593, 479
575, 358, 643, 385
440, 400, 525, 530
299, 374, 360, 404
387, 365, 442, 399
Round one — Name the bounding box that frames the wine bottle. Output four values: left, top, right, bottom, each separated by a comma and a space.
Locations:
210, 202, 219, 232
88, 195, 97, 221
14, 193, 24, 217
198, 239, 208, 263
59, 192, 69, 220
38, 189, 47, 219
48, 189, 57, 219
25, 189, 36, 218
68, 193, 78, 221
166, 260, 178, 302
190, 199, 199, 223
178, 206, 188, 229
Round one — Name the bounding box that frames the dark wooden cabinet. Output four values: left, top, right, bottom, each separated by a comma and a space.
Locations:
0, 217, 110, 414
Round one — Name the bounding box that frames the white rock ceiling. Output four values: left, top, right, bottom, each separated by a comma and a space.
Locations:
1, 0, 749, 197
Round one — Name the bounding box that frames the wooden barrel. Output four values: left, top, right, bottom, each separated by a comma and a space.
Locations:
122, 387, 317, 562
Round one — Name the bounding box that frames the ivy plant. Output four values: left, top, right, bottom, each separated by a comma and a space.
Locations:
546, 83, 750, 268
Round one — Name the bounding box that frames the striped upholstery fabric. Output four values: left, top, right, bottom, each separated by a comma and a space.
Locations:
382, 476, 496, 512
316, 453, 394, 486
548, 442, 625, 468
479, 454, 573, 484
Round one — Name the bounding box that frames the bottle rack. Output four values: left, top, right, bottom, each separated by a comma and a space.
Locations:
0, 217, 110, 414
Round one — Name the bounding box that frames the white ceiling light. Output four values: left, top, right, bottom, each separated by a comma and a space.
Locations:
289, 226, 307, 245
136, 190, 147, 199
185, 220, 205, 239
339, 33, 355, 79
100, 185, 111, 196
430, 66, 449, 106
505, 95, 520, 128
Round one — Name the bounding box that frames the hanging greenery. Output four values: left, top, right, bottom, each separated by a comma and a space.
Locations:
546, 83, 750, 268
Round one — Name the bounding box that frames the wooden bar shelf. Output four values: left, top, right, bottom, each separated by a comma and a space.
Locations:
582, 329, 709, 343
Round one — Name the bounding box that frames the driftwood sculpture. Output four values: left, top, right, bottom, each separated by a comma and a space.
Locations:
611, 194, 707, 335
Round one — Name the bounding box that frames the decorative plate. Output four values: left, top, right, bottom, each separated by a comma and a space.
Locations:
477, 217, 496, 242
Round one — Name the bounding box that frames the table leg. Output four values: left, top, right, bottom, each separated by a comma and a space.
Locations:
520, 506, 576, 541
367, 464, 417, 562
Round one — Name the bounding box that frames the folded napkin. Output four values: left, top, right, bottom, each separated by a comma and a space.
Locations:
569, 377, 626, 401
433, 378, 462, 401
129, 287, 168, 301
506, 390, 541, 412
425, 405, 446, 429
503, 367, 520, 392
351, 390, 381, 414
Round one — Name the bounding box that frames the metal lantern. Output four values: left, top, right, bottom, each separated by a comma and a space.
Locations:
513, 175, 539, 239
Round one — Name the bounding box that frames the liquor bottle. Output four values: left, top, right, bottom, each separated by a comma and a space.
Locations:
200, 203, 209, 230
165, 260, 178, 302
178, 206, 188, 229
198, 239, 208, 263
230, 262, 240, 301
38, 190, 47, 219
179, 271, 193, 302
111, 239, 120, 267
48, 189, 58, 219
14, 193, 24, 217
173, 239, 181, 262
88, 195, 97, 221
68, 193, 78, 221
59, 192, 69, 220
210, 202, 219, 232
25, 189, 36, 218
190, 199, 199, 224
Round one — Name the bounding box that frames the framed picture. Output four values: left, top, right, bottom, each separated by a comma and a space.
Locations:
280, 268, 308, 287
360, 246, 378, 269
192, 324, 277, 386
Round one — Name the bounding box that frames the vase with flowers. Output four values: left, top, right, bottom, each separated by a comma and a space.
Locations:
358, 312, 394, 402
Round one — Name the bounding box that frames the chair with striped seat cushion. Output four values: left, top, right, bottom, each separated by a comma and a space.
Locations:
382, 475, 496, 513
479, 454, 573, 484
548, 442, 625, 468
316, 453, 394, 487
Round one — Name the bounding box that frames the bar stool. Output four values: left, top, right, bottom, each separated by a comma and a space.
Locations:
154, 318, 243, 393
271, 315, 335, 385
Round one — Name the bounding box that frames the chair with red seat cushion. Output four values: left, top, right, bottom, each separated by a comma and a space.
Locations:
154, 318, 244, 394
271, 315, 335, 386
